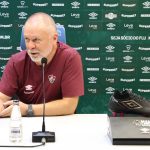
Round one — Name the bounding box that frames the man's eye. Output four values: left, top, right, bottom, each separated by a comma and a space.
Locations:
25, 38, 29, 42
33, 39, 40, 42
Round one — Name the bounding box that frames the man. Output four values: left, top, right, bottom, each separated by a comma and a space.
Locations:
0, 12, 84, 117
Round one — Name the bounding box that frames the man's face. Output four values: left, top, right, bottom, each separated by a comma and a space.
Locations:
24, 27, 55, 65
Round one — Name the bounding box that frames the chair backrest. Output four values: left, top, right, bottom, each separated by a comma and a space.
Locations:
20, 24, 66, 50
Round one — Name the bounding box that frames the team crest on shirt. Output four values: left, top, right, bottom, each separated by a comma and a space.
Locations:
48, 75, 56, 84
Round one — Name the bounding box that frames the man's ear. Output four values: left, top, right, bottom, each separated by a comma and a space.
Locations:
53, 33, 58, 41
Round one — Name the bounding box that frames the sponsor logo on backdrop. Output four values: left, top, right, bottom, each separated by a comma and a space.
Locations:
0, 35, 10, 39
138, 89, 150, 92
0, 57, 10, 60
143, 1, 150, 8
68, 24, 83, 28
122, 3, 136, 7
105, 57, 115, 62
111, 36, 147, 41
138, 47, 150, 50
88, 76, 97, 83
141, 14, 150, 17
103, 3, 119, 7
120, 78, 135, 82
87, 47, 99, 51
106, 23, 116, 30
73, 47, 83, 50
51, 3, 65, 7
139, 79, 150, 82
0, 1, 9, 8
18, 12, 27, 19
87, 3, 100, 7
18, 24, 24, 28
121, 68, 135, 72
71, 13, 80, 19
33, 3, 48, 7
0, 24, 12, 28
50, 14, 65, 18
17, 1, 28, 8
0, 12, 9, 18
106, 78, 115, 83
123, 45, 134, 52
141, 66, 150, 73
105, 87, 115, 94
0, 46, 12, 50
139, 24, 150, 28
121, 14, 136, 18
105, 13, 117, 20
89, 24, 98, 30
88, 12, 98, 19
123, 55, 133, 63
0, 65, 5, 72
85, 57, 100, 62
103, 68, 118, 72
17, 46, 21, 51
88, 88, 97, 94
87, 68, 99, 71
71, 1, 80, 8
123, 88, 133, 91
20, 1, 25, 5
141, 57, 150, 62
105, 45, 115, 52
124, 24, 134, 29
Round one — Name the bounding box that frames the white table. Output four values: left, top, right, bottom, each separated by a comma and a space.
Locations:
0, 114, 149, 150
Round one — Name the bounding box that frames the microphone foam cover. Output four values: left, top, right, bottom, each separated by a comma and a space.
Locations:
41, 57, 47, 65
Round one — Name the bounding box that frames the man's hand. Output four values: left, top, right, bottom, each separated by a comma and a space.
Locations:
0, 100, 28, 117
0, 100, 5, 114
0, 100, 13, 117
0, 92, 12, 117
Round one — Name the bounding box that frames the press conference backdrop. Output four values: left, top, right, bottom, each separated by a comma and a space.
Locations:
0, 0, 150, 114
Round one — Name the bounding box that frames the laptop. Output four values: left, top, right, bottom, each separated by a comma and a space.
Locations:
107, 115, 150, 145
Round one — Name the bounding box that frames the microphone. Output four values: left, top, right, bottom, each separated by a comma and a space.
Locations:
41, 57, 47, 67
32, 57, 55, 143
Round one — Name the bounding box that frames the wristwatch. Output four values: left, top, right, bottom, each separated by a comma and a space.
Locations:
26, 104, 34, 117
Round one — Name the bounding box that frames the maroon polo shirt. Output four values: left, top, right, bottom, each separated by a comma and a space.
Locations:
0, 42, 84, 104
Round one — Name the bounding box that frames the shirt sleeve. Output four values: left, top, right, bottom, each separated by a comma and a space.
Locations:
61, 52, 84, 97
0, 56, 18, 97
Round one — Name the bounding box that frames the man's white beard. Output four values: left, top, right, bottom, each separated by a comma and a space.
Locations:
28, 47, 52, 64
30, 55, 42, 63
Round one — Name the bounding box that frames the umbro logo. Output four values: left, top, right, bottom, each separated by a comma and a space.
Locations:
25, 85, 33, 91
121, 100, 143, 109
24, 85, 34, 94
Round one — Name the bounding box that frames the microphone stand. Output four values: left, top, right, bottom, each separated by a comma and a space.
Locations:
32, 58, 55, 143
42, 62, 46, 132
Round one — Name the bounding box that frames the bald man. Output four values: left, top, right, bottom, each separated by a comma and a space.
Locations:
0, 12, 84, 117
